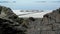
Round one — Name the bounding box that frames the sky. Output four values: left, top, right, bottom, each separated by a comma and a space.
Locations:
0, 0, 60, 10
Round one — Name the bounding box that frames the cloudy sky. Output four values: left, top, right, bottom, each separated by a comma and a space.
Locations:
0, 0, 60, 10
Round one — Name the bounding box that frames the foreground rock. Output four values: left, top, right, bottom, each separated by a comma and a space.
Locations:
0, 5, 60, 34
0, 6, 27, 34
40, 8, 60, 34
26, 8, 60, 34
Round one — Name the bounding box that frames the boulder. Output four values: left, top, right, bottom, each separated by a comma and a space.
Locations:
0, 6, 27, 34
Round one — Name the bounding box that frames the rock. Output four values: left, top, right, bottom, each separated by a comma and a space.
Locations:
25, 8, 60, 34
42, 8, 60, 25
0, 6, 27, 34
40, 26, 52, 30
56, 31, 60, 34
0, 5, 60, 34
53, 23, 60, 31
40, 8, 60, 34
41, 31, 56, 34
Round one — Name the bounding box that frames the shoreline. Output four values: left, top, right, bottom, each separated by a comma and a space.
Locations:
13, 10, 52, 18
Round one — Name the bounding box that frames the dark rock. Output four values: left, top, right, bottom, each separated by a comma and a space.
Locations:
29, 17, 35, 21
0, 6, 27, 34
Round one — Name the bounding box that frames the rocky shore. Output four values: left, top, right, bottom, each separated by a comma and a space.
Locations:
0, 6, 60, 34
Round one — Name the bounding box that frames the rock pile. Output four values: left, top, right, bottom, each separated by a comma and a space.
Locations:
40, 8, 60, 34
26, 8, 60, 34
0, 5, 60, 34
0, 6, 27, 34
